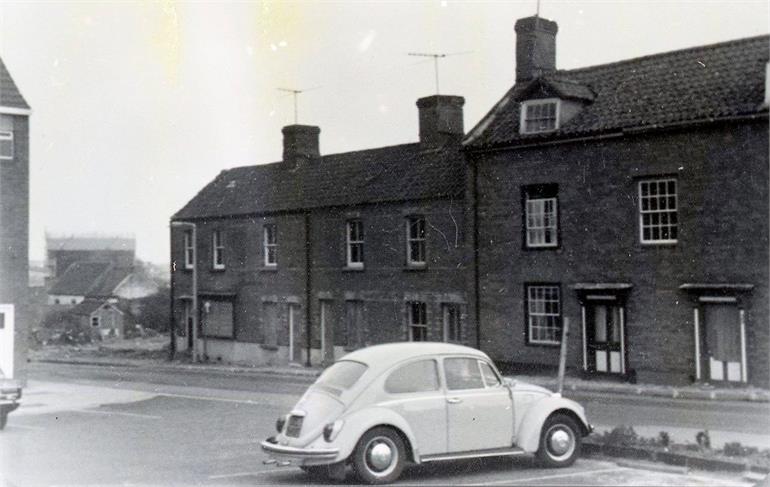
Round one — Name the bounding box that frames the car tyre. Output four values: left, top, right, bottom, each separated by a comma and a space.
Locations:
536, 413, 581, 468
352, 427, 406, 484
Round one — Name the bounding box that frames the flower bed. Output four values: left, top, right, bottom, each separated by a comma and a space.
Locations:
584, 425, 770, 474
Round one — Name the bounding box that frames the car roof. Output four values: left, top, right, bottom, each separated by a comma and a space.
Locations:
341, 342, 489, 369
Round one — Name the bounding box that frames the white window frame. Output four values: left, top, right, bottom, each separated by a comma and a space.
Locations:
212, 229, 225, 270
263, 224, 277, 267
0, 130, 13, 160
346, 220, 364, 268
638, 178, 678, 245
519, 98, 560, 134
406, 216, 426, 266
525, 194, 558, 248
183, 230, 194, 270
527, 284, 561, 345
408, 301, 428, 341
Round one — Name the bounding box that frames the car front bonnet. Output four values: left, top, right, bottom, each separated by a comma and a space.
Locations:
261, 436, 339, 460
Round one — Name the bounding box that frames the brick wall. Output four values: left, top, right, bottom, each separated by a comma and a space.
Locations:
170, 197, 471, 365
0, 114, 29, 382
470, 120, 769, 387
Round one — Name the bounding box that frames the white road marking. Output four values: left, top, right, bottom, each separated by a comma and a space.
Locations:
450, 467, 630, 486
7, 423, 43, 430
208, 468, 288, 479
157, 392, 263, 405
73, 409, 161, 419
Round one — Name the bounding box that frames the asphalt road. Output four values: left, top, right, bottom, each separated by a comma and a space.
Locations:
0, 362, 761, 486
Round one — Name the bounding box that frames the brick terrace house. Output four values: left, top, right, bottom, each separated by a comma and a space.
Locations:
170, 96, 471, 366
0, 57, 30, 381
464, 17, 770, 387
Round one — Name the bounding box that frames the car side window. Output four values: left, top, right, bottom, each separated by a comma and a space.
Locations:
479, 361, 501, 387
385, 359, 440, 394
444, 357, 485, 390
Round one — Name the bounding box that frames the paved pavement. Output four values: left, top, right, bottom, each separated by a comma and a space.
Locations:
1, 366, 758, 486
32, 354, 770, 403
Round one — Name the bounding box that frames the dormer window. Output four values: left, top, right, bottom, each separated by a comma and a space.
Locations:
520, 98, 560, 134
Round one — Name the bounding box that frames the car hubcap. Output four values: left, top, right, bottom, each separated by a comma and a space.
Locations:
364, 437, 397, 476
546, 426, 575, 460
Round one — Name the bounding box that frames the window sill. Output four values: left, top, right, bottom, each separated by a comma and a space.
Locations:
260, 344, 279, 351
210, 267, 226, 273
526, 341, 561, 348
404, 264, 427, 271
260, 266, 278, 272
343, 266, 365, 272
524, 245, 559, 251
640, 240, 678, 247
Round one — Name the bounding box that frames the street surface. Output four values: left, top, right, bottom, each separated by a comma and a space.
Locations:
0, 362, 763, 486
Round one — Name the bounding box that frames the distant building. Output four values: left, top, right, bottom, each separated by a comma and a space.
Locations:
47, 262, 158, 305
170, 96, 469, 366
46, 235, 135, 280
70, 299, 125, 340
464, 17, 769, 387
0, 56, 30, 381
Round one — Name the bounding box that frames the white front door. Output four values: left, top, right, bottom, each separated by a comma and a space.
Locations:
443, 357, 513, 452
0, 304, 15, 378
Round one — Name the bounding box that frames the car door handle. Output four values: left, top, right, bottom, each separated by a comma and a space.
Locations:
446, 397, 462, 404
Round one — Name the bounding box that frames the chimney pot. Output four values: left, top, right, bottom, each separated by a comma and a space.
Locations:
282, 125, 320, 165
416, 95, 465, 147
515, 16, 558, 83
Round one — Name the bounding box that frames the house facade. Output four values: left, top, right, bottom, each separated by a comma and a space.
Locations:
464, 17, 770, 387
170, 95, 472, 366
0, 57, 30, 381
170, 17, 770, 388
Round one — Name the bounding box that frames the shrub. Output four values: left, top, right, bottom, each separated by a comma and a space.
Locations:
602, 425, 639, 447
723, 442, 758, 457
696, 430, 711, 450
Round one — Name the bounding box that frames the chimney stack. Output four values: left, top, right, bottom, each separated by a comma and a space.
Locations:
515, 16, 558, 83
282, 125, 320, 165
416, 95, 465, 147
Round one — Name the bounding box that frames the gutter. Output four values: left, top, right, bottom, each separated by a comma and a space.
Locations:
463, 112, 769, 155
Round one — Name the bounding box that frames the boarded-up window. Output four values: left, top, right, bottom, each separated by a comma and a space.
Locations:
202, 300, 234, 338
345, 300, 363, 349
263, 302, 279, 347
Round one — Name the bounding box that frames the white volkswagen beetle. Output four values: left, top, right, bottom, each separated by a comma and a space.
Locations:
261, 342, 592, 484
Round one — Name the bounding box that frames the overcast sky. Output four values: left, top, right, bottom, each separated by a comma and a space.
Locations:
0, 0, 767, 265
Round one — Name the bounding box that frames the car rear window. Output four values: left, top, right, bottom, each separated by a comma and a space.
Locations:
385, 359, 439, 394
313, 360, 368, 395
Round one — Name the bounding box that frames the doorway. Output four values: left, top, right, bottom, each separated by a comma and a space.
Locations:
584, 300, 626, 375
702, 303, 744, 382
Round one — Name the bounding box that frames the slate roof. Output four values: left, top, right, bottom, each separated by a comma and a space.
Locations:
464, 35, 769, 149
70, 299, 122, 317
47, 237, 136, 252
174, 142, 465, 220
48, 262, 133, 297
0, 57, 29, 110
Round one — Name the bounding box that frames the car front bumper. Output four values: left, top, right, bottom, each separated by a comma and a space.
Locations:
261, 436, 340, 463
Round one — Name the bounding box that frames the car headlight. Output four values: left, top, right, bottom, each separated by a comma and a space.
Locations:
276, 415, 287, 433
323, 420, 344, 442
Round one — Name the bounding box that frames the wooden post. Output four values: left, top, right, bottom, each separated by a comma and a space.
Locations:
557, 317, 570, 395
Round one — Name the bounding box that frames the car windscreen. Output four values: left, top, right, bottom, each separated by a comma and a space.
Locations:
312, 360, 368, 396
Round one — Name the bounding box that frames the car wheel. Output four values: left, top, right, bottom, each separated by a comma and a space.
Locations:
536, 413, 581, 468
352, 427, 406, 484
